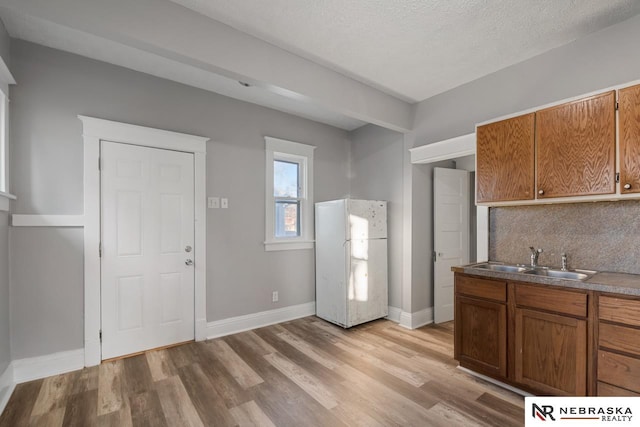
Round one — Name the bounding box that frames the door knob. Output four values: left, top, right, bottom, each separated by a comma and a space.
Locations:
185, 259, 193, 266
185, 245, 192, 253
538, 190, 544, 195
624, 183, 632, 190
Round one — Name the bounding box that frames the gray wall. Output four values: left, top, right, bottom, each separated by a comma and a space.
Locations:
0, 19, 10, 375
349, 124, 403, 309
0, 213, 10, 374
408, 14, 640, 313
490, 201, 640, 274
9, 40, 350, 359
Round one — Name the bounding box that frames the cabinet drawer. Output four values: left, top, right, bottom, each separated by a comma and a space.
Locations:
598, 381, 640, 397
598, 350, 640, 394
515, 283, 587, 317
455, 275, 506, 302
599, 296, 640, 327
599, 323, 640, 356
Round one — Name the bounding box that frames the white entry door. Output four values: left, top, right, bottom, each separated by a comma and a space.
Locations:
434, 167, 470, 324
101, 141, 195, 359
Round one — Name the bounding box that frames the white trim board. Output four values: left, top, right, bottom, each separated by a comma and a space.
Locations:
12, 349, 84, 384
80, 115, 209, 367
0, 363, 15, 417
410, 133, 475, 164
399, 307, 434, 330
11, 214, 84, 227
206, 302, 316, 340
386, 306, 402, 323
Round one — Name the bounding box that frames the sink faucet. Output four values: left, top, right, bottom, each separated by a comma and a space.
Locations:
561, 253, 568, 271
529, 247, 543, 267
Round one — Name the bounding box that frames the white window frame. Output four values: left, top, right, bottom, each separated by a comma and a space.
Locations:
265, 136, 315, 251
0, 56, 16, 212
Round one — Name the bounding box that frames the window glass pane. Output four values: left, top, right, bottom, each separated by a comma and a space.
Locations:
275, 201, 300, 237
274, 160, 299, 198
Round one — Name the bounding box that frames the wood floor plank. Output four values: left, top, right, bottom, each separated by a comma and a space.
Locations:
0, 318, 524, 426
129, 391, 168, 427
177, 363, 238, 426
146, 350, 178, 382
155, 376, 204, 427
28, 407, 65, 427
97, 360, 124, 416
30, 374, 72, 417
60, 389, 98, 427
229, 400, 277, 427
264, 352, 338, 409
0, 380, 43, 427
209, 339, 264, 389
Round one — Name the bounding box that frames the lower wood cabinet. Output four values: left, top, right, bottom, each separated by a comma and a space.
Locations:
454, 273, 590, 396
514, 308, 587, 395
455, 295, 507, 378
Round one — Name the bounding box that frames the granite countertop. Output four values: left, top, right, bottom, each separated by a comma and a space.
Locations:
452, 263, 640, 296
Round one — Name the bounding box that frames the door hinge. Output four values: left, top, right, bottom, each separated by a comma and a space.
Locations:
616, 101, 619, 110
99, 242, 102, 257
616, 172, 620, 183
433, 251, 437, 262
98, 157, 101, 171
99, 330, 102, 342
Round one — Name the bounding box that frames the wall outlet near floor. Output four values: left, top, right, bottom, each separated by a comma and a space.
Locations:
221, 198, 228, 209
272, 291, 279, 302
207, 197, 220, 209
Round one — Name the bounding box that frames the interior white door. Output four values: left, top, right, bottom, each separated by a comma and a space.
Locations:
434, 167, 470, 324
101, 141, 195, 359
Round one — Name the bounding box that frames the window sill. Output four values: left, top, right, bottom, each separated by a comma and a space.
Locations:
264, 240, 315, 252
0, 191, 16, 212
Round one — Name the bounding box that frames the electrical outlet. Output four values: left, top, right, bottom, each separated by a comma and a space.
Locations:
221, 198, 229, 209
272, 291, 278, 302
207, 197, 220, 209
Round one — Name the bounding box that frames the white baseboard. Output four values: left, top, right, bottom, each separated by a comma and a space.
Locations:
386, 306, 402, 323
206, 302, 316, 340
0, 363, 15, 416
12, 348, 84, 384
399, 307, 434, 329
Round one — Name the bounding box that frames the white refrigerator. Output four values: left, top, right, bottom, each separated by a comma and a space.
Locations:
315, 199, 388, 328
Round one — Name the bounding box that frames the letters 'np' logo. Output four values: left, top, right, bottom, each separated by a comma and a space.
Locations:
532, 403, 556, 421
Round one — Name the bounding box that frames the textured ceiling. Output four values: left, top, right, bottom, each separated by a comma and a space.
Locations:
171, 0, 640, 102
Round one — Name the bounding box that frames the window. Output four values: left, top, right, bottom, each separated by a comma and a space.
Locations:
0, 55, 16, 211
265, 137, 315, 251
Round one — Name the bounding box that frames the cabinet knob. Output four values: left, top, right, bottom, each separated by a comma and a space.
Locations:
538, 189, 544, 195
624, 183, 632, 190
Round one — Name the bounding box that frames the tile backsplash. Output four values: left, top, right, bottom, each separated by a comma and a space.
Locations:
489, 200, 640, 274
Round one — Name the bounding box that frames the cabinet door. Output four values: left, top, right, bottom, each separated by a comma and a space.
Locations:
476, 113, 535, 203
515, 308, 587, 395
455, 295, 507, 378
619, 84, 640, 194
536, 91, 616, 198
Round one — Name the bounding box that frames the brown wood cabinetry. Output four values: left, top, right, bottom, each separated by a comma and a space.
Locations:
454, 273, 591, 396
476, 113, 535, 203
597, 294, 640, 396
619, 84, 640, 194
536, 91, 616, 198
454, 276, 507, 378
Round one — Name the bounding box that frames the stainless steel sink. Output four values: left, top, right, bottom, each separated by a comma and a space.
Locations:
523, 268, 596, 281
472, 263, 532, 273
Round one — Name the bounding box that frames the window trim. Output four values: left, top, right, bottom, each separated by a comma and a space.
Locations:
0, 55, 16, 211
265, 136, 315, 251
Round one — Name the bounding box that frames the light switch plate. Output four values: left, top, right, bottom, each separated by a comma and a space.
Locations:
208, 197, 220, 209
221, 198, 228, 209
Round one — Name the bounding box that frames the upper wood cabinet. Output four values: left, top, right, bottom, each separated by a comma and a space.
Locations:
536, 91, 616, 198
476, 113, 535, 203
619, 84, 640, 194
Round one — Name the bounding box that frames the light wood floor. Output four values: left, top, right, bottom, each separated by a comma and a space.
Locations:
0, 317, 524, 426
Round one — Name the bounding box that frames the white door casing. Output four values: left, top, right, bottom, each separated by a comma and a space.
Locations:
81, 116, 208, 367
101, 142, 195, 359
434, 167, 470, 324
